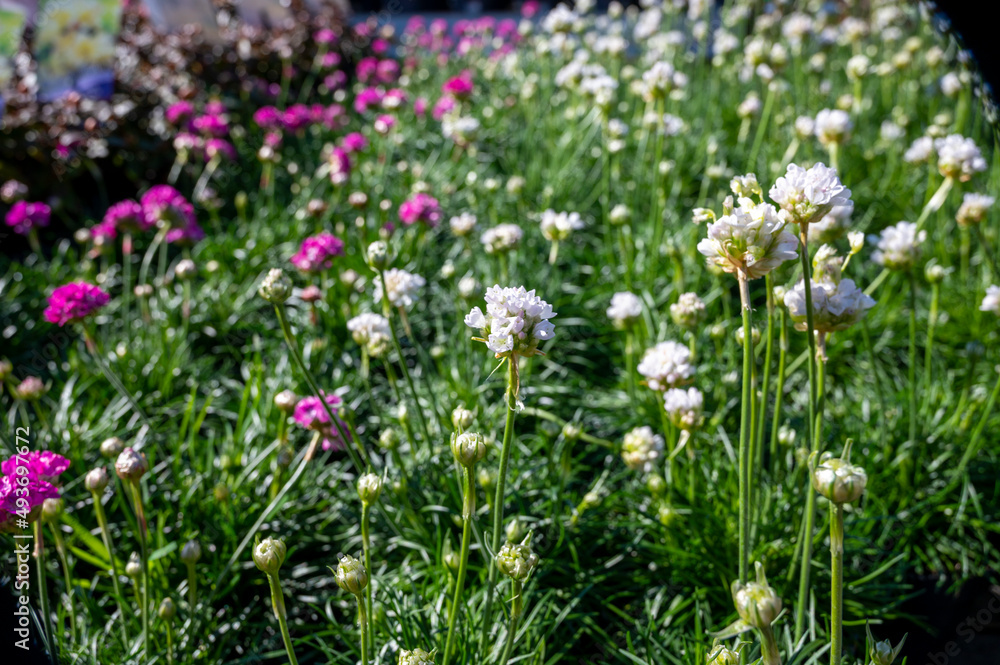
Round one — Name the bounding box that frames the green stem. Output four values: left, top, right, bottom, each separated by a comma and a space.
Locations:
757, 275, 775, 470
166, 621, 174, 665
361, 504, 374, 656
130, 481, 150, 660
769, 308, 788, 465
267, 573, 299, 665
922, 282, 940, 413
498, 579, 523, 665
737, 271, 754, 586
830, 502, 845, 665
759, 624, 781, 665
358, 595, 369, 665
908, 272, 918, 449
951, 368, 1000, 483
187, 562, 197, 610
34, 520, 55, 658
478, 359, 518, 656
443, 466, 474, 665
93, 494, 130, 644
972, 224, 1000, 279
50, 526, 76, 642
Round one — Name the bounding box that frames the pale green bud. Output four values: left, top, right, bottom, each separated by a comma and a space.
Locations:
812, 442, 867, 504
379, 428, 400, 450
100, 436, 125, 459
505, 516, 525, 544
867, 625, 907, 665
496, 535, 539, 581
451, 406, 475, 431
180, 540, 202, 565
274, 389, 298, 413
335, 554, 369, 595
115, 447, 149, 482
732, 561, 782, 629
561, 423, 582, 440
85, 467, 110, 493
41, 498, 63, 523
706, 645, 739, 665
357, 473, 384, 506
258, 268, 293, 304
158, 597, 176, 621
126, 553, 142, 579
646, 473, 666, 497
367, 241, 390, 271
451, 432, 488, 467
253, 536, 287, 575
398, 648, 435, 665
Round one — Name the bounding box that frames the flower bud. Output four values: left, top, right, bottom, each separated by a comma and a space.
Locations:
357, 473, 384, 506
496, 535, 539, 581
41, 498, 63, 522
101, 436, 125, 459
735, 326, 761, 347
180, 539, 202, 565
15, 377, 47, 401
477, 467, 495, 492
646, 472, 666, 497
349, 192, 369, 209
657, 503, 680, 527
379, 428, 400, 451
812, 446, 867, 504
259, 268, 293, 303
561, 423, 582, 440
274, 389, 298, 413
214, 483, 231, 503
848, 230, 864, 255
732, 561, 782, 629
924, 261, 950, 284
451, 431, 488, 467
430, 345, 445, 360
115, 447, 148, 482
85, 466, 110, 493
335, 554, 369, 595
300, 285, 323, 303
367, 241, 390, 270
867, 625, 907, 665
0, 358, 11, 381
706, 645, 739, 665
777, 425, 796, 446
451, 406, 475, 431
126, 552, 142, 579
158, 597, 176, 621
505, 516, 525, 544
175, 259, 197, 281
709, 322, 727, 340
253, 536, 287, 575
398, 648, 435, 665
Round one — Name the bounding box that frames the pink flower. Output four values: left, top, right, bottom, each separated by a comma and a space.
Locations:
314, 28, 337, 44
442, 71, 473, 99
376, 59, 400, 84
356, 57, 379, 83
354, 87, 385, 114
522, 0, 540, 18
141, 185, 195, 230
191, 114, 229, 138
325, 71, 348, 91
0, 475, 60, 532
372, 39, 389, 54
432, 96, 456, 121
165, 101, 195, 125
293, 393, 347, 451
399, 193, 442, 226
282, 105, 313, 133
330, 148, 352, 185
5, 201, 51, 235
342, 132, 368, 153
103, 200, 150, 234
90, 220, 117, 243
1, 450, 70, 483
414, 97, 428, 117
291, 232, 345, 272
254, 106, 283, 131
44, 282, 110, 326
374, 114, 397, 135
205, 139, 236, 161
321, 52, 341, 68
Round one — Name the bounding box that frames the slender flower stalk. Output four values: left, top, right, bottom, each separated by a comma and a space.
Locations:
737, 270, 754, 585
34, 520, 55, 655
44, 502, 76, 642
159, 598, 176, 665
768, 294, 789, 466
180, 540, 202, 610
495, 534, 538, 665
335, 555, 370, 665
86, 468, 129, 643
357, 474, 383, 655
756, 275, 776, 467
116, 447, 150, 659
255, 537, 298, 665
907, 271, 919, 448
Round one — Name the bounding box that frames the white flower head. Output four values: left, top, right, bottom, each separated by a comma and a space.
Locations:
464, 285, 556, 358
373, 268, 426, 310
934, 134, 987, 181
770, 162, 852, 227
981, 285, 1000, 316
872, 221, 926, 271
784, 279, 875, 334
903, 136, 934, 164
638, 341, 693, 392
940, 72, 962, 97
663, 387, 704, 431
607, 292, 643, 328
669, 292, 707, 329
697, 197, 799, 280
794, 115, 815, 140
814, 108, 853, 146
450, 212, 478, 237
347, 313, 391, 356
957, 193, 995, 226
539, 209, 585, 242
481, 224, 523, 254
848, 231, 865, 255
621, 426, 663, 472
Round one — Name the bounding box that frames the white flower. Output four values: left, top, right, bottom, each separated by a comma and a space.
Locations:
638, 341, 693, 392
784, 279, 875, 333
458, 275, 478, 299
669, 292, 707, 329
541, 4, 580, 33
663, 387, 704, 431
465, 285, 556, 358
697, 196, 799, 280
770, 162, 852, 227
846, 54, 869, 80
957, 193, 995, 226
539, 210, 584, 242
981, 285, 1000, 316
879, 120, 905, 142
848, 231, 865, 254
450, 212, 478, 236
903, 136, 934, 164
621, 426, 663, 472
814, 108, 853, 146
940, 72, 962, 97
481, 223, 523, 254
607, 292, 643, 327
737, 93, 762, 118
934, 134, 987, 181
442, 115, 480, 145
347, 313, 391, 353
794, 116, 815, 140
639, 61, 686, 101
782, 12, 813, 44
872, 221, 926, 271
373, 269, 426, 309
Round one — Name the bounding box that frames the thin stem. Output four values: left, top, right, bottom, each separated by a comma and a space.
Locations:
443, 466, 474, 665
187, 562, 197, 610
498, 579, 523, 665
922, 282, 940, 413
361, 504, 374, 656
972, 224, 1000, 278
166, 621, 174, 665
737, 270, 754, 586
267, 573, 299, 665
830, 502, 845, 665
908, 272, 919, 449
34, 520, 55, 657
358, 595, 370, 665
478, 359, 518, 656
130, 481, 150, 660
93, 494, 130, 644
757, 275, 775, 463
769, 308, 788, 466
50, 525, 77, 642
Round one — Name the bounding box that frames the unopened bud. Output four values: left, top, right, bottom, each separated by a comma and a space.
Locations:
259, 268, 293, 303
253, 536, 287, 575
451, 432, 488, 467
451, 406, 474, 431
367, 241, 390, 270
115, 447, 148, 482
180, 540, 202, 565
41, 498, 63, 522
85, 467, 110, 493
398, 648, 435, 665
101, 436, 125, 459
505, 516, 525, 544
812, 442, 867, 504
379, 428, 400, 450
126, 553, 142, 579
496, 535, 539, 581
732, 561, 782, 629
274, 389, 298, 413
175, 259, 197, 281
158, 597, 176, 621
334, 554, 369, 595
357, 473, 384, 506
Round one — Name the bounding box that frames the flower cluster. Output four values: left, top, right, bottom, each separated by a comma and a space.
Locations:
44, 282, 111, 327
347, 313, 392, 356
872, 221, 925, 271
934, 134, 987, 181
769, 163, 852, 227
669, 292, 707, 330
663, 387, 705, 430
784, 278, 875, 335
637, 341, 693, 391
140, 185, 204, 245
697, 193, 798, 280
293, 393, 348, 452
374, 269, 426, 310
621, 426, 664, 472
290, 232, 345, 273
5, 201, 51, 236
539, 210, 584, 242
399, 193, 443, 227
606, 292, 643, 328
481, 223, 523, 254
0, 451, 69, 532
464, 285, 555, 358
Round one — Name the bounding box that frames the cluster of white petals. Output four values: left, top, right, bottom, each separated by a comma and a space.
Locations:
934, 135, 987, 180
607, 292, 643, 327
450, 212, 478, 236
481, 223, 523, 254
872, 221, 926, 271
697, 196, 798, 279
373, 269, 426, 309
670, 292, 707, 329
814, 108, 852, 146
465, 285, 556, 358
981, 286, 1000, 316
638, 61, 687, 101
347, 313, 391, 356
638, 341, 693, 391
621, 426, 664, 472
663, 387, 705, 431
903, 136, 934, 164
784, 279, 875, 334
539, 210, 585, 242
769, 163, 852, 227
957, 193, 995, 226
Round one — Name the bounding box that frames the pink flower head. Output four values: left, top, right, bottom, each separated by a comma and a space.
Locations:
399, 193, 442, 227
432, 96, 456, 121
254, 106, 283, 131
329, 148, 352, 185
166, 220, 205, 246
382, 88, 408, 109
314, 28, 337, 44
90, 220, 117, 243
374, 114, 397, 135
430, 18, 448, 35
205, 100, 226, 116
1, 450, 70, 483
5, 201, 51, 236
291, 232, 345, 272
321, 52, 342, 69
405, 16, 425, 35
293, 393, 347, 451
205, 139, 236, 161
442, 71, 474, 99
372, 38, 389, 54
0, 474, 60, 532
325, 71, 348, 91
357, 57, 379, 83
522, 0, 540, 18
103, 200, 150, 235
165, 101, 195, 125
414, 97, 428, 117
191, 114, 229, 138
354, 87, 385, 114
141, 185, 196, 230
282, 105, 313, 133
342, 132, 368, 153
376, 59, 400, 84
44, 282, 110, 326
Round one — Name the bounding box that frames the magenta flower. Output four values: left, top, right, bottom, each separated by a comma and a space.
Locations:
291, 232, 345, 273
354, 87, 384, 114
205, 139, 236, 161
205, 100, 226, 116
377, 59, 400, 84
320, 52, 342, 68
282, 105, 313, 133
141, 185, 196, 230
166, 221, 205, 246
90, 220, 117, 243
254, 106, 283, 131
191, 114, 229, 138
399, 193, 442, 227
165, 101, 195, 125
330, 148, 352, 185
293, 393, 347, 451
1, 450, 70, 483
342, 132, 368, 153
104, 199, 152, 236
0, 475, 60, 532
414, 97, 428, 117
442, 71, 474, 99
432, 96, 456, 121
5, 201, 51, 236
44, 282, 110, 326
356, 57, 379, 83
325, 71, 348, 91
315, 28, 337, 44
